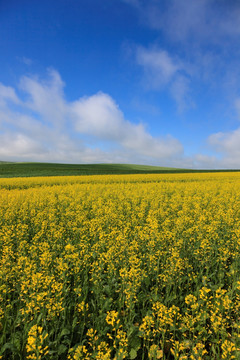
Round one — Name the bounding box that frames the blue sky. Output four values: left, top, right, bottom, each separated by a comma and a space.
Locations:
1, 0, 240, 168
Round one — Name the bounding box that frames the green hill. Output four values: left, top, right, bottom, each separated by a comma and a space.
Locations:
0, 162, 185, 178
0, 162, 239, 178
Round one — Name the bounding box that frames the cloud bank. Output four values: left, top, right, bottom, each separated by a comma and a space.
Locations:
0, 69, 183, 165
1, 69, 240, 168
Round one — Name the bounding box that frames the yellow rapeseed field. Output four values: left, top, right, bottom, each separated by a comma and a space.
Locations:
0, 173, 240, 359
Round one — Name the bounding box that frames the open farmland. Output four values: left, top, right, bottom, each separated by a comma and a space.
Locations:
1, 173, 240, 359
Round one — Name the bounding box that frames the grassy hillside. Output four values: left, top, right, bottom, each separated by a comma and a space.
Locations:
0, 162, 239, 178
0, 162, 182, 178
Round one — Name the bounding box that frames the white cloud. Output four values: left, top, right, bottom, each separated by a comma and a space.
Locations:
4, 69, 240, 169
147, 0, 209, 42
188, 97, 240, 169
71, 91, 183, 159
125, 0, 240, 43
192, 154, 219, 170
136, 46, 193, 111
0, 133, 42, 157
170, 75, 193, 113
136, 47, 180, 86
0, 84, 20, 107
209, 129, 240, 157
71, 92, 124, 141
21, 57, 32, 66
0, 70, 183, 164
19, 69, 67, 127
205, 125, 240, 169
126, 0, 240, 111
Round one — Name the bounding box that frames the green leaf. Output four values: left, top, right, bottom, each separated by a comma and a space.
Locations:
10, 331, 22, 352
1, 342, 17, 355
72, 316, 78, 329
62, 337, 71, 346
37, 313, 42, 324
58, 344, 68, 355
130, 348, 138, 359
128, 333, 141, 351
60, 328, 70, 337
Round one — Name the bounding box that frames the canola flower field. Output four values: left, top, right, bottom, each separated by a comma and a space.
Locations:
1, 172, 240, 359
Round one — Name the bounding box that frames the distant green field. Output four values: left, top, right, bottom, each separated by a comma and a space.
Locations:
0, 162, 239, 178
0, 162, 182, 178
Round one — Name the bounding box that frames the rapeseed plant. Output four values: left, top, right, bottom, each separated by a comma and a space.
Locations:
0, 172, 240, 359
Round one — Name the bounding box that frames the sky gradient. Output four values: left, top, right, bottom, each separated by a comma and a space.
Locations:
1, 0, 240, 168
